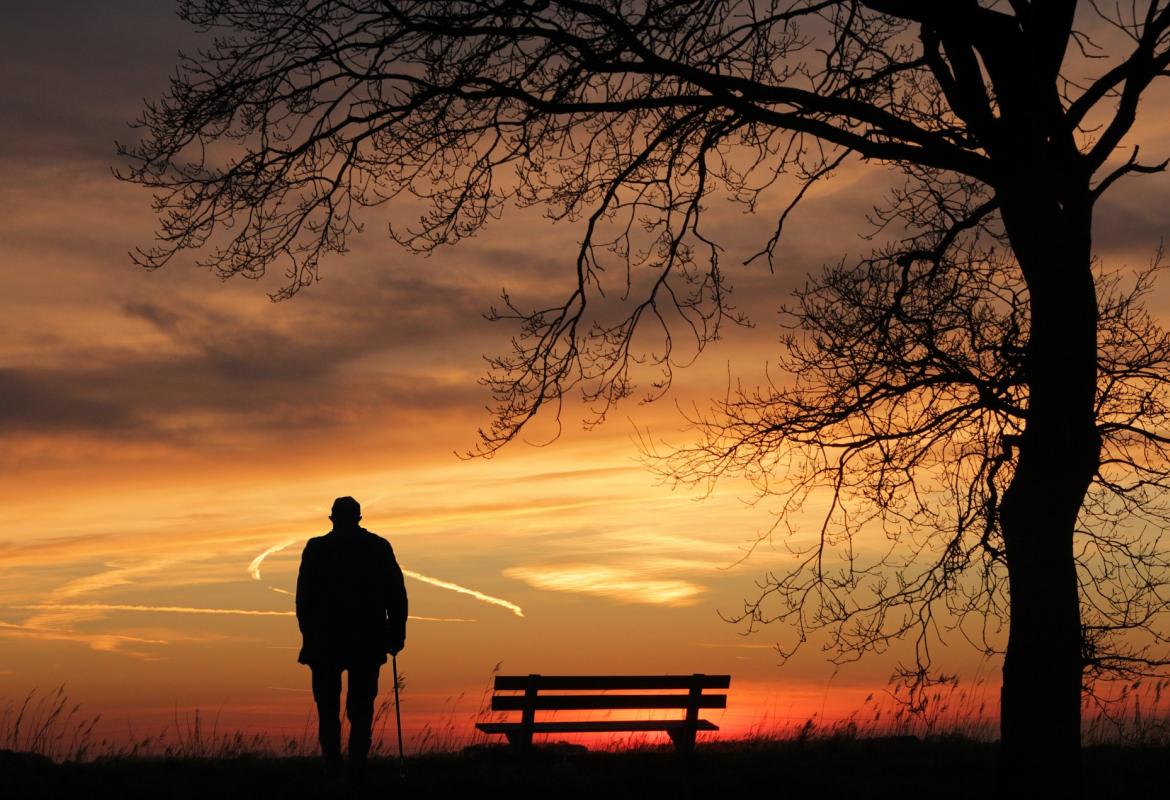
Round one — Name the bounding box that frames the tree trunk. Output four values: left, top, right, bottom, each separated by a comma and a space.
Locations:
996, 188, 1098, 796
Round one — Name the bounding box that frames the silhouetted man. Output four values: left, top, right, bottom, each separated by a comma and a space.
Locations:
296, 496, 408, 783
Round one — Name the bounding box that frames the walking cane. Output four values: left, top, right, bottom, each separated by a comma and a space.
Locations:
392, 652, 406, 778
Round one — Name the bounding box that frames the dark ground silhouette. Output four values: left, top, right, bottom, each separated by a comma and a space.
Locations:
5, 738, 1168, 799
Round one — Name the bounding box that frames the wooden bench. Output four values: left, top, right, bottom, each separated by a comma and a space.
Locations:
475, 673, 731, 752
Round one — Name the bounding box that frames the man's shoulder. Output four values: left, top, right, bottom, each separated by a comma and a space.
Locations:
301, 533, 332, 552
360, 528, 394, 550
304, 529, 394, 559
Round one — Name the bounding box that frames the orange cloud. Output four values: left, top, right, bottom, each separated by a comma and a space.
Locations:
503, 564, 705, 606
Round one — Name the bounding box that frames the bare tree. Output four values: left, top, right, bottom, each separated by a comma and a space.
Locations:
118, 1, 1170, 791
657, 188, 1170, 696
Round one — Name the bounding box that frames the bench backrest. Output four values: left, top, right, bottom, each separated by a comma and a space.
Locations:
490, 674, 730, 716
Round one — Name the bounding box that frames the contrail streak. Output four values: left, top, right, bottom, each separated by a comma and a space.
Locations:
15, 602, 294, 617
246, 541, 524, 617
402, 569, 524, 618
409, 615, 476, 623
11, 603, 474, 622
248, 539, 296, 580
0, 620, 169, 644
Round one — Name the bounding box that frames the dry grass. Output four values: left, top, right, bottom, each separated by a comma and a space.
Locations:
1, 686, 102, 762
1084, 678, 1170, 745
3, 680, 1169, 800
3, 675, 1169, 763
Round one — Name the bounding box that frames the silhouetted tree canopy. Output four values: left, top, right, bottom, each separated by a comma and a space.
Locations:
120, 2, 1170, 790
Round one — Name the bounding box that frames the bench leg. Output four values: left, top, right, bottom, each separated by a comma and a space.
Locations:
667, 728, 696, 754
505, 731, 533, 750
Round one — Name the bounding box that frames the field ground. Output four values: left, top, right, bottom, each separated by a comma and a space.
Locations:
4, 737, 1168, 799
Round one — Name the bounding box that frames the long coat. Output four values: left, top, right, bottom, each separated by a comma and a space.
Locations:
295, 526, 408, 667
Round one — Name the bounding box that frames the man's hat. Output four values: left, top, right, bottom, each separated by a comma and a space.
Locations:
330, 496, 361, 522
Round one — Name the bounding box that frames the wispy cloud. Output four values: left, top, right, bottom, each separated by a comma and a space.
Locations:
15, 560, 180, 649
248, 539, 296, 580
53, 561, 173, 598
402, 569, 524, 618
10, 603, 474, 624
0, 620, 169, 656
504, 564, 705, 606
13, 602, 295, 617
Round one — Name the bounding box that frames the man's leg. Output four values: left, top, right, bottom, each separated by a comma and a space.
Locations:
310, 664, 343, 777
345, 662, 381, 782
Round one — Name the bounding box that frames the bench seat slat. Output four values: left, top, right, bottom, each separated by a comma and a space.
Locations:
476, 720, 719, 734
491, 694, 726, 711
493, 674, 731, 691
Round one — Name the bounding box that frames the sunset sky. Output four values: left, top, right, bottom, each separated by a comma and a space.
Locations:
3, 2, 1170, 750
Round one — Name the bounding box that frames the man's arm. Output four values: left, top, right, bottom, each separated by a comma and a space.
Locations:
295, 539, 317, 635
384, 543, 408, 654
